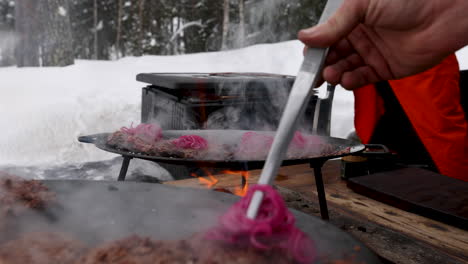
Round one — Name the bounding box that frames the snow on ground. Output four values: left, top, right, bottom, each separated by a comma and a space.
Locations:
1, 41, 467, 170
0, 40, 352, 168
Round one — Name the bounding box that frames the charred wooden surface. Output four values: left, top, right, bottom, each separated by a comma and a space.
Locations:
164, 160, 468, 264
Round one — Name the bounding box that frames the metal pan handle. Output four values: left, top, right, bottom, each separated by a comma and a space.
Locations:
78, 134, 100, 144
364, 144, 390, 154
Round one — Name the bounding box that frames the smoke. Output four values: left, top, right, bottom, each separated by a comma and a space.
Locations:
0, 175, 378, 262
205, 77, 291, 131
2, 179, 234, 247
145, 75, 327, 134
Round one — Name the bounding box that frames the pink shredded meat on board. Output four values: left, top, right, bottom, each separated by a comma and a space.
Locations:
206, 185, 316, 264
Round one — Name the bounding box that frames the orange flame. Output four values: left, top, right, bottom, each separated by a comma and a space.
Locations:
222, 170, 250, 196
191, 168, 219, 188
191, 168, 250, 197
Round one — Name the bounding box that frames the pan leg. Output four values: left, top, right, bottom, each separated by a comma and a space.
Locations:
241, 174, 247, 190
241, 161, 248, 191
118, 156, 132, 181
314, 166, 330, 220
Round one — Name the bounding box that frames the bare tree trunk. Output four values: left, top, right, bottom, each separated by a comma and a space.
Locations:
170, 15, 175, 54
136, 0, 146, 56
238, 0, 245, 47
39, 0, 74, 66
15, 0, 40, 67
0, 31, 17, 66
93, 0, 98, 60
115, 0, 123, 58
176, 17, 181, 54
221, 0, 230, 50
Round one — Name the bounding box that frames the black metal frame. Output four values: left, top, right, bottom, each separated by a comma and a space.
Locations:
114, 154, 330, 220
78, 132, 366, 220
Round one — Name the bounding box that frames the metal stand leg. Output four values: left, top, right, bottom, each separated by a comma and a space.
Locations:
118, 156, 132, 181
241, 162, 248, 190
313, 164, 329, 220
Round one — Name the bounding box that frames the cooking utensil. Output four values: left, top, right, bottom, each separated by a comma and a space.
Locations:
9, 180, 381, 263
247, 0, 344, 219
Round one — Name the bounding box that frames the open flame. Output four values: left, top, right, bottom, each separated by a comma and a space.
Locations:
190, 169, 250, 197
222, 170, 250, 197
191, 168, 219, 188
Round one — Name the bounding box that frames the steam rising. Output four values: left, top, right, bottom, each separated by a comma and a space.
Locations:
147, 75, 324, 134
4, 181, 233, 246
0, 179, 379, 263
205, 78, 290, 131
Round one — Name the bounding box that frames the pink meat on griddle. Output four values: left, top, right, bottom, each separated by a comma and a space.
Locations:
290, 132, 307, 149
121, 123, 162, 144
235, 131, 319, 160
112, 123, 163, 153
171, 135, 208, 150
287, 132, 327, 158
235, 132, 274, 160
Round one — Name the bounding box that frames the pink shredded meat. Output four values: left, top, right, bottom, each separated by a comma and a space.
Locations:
235, 132, 274, 160
120, 123, 162, 145
171, 135, 208, 150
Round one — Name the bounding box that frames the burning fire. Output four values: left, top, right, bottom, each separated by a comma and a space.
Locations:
191, 169, 250, 197
191, 168, 219, 188
223, 170, 250, 197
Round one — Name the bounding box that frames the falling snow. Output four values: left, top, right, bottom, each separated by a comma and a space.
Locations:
58, 6, 67, 16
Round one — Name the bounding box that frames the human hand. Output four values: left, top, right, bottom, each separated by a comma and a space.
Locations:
298, 0, 468, 90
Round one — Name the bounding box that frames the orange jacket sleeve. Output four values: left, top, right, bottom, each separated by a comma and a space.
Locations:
354, 55, 468, 181
390, 55, 468, 181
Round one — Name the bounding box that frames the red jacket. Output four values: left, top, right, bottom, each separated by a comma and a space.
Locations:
354, 55, 468, 181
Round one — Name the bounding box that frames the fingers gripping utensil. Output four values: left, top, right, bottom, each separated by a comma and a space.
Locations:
247, 0, 344, 219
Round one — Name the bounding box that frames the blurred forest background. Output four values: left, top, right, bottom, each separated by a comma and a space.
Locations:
0, 0, 325, 67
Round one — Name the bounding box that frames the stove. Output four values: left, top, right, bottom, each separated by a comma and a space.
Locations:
78, 73, 344, 220
137, 73, 336, 179
138, 72, 334, 132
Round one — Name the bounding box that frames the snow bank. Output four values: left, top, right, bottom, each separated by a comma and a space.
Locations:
0, 41, 353, 166
2, 41, 465, 167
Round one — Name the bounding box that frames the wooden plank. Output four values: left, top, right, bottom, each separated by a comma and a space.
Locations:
347, 168, 468, 229
163, 160, 468, 263
319, 184, 468, 261
277, 186, 467, 264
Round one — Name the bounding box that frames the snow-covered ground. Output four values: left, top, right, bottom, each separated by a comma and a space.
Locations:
1, 41, 467, 178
